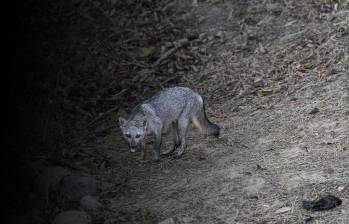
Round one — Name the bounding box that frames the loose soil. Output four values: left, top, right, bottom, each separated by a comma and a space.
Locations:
98, 1, 349, 223
9, 0, 348, 224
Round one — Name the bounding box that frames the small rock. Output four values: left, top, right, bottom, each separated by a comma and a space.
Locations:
275, 206, 292, 214
80, 196, 103, 219
60, 174, 97, 201
215, 31, 224, 39
158, 218, 176, 224
309, 107, 319, 114
34, 166, 71, 197
337, 186, 345, 192
52, 210, 91, 224
259, 88, 273, 96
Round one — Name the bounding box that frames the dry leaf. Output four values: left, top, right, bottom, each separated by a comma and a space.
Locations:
136, 47, 156, 57
295, 63, 310, 73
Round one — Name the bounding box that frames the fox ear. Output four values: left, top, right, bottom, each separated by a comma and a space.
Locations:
141, 104, 155, 117
119, 117, 127, 128
142, 116, 147, 129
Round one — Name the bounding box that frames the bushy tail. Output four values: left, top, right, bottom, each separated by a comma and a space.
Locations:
192, 102, 220, 137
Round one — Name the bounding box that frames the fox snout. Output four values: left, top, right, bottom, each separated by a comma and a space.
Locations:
130, 139, 138, 148
129, 139, 140, 152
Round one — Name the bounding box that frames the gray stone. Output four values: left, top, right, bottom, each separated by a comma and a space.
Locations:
52, 210, 91, 224
80, 195, 103, 218
275, 206, 292, 214
60, 174, 97, 201
34, 166, 71, 197
8, 211, 45, 224
158, 218, 176, 224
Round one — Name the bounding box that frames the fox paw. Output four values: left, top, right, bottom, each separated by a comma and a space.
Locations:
171, 153, 183, 160
162, 148, 176, 156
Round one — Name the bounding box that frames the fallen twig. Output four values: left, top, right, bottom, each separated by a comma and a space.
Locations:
88, 105, 120, 126
153, 39, 190, 67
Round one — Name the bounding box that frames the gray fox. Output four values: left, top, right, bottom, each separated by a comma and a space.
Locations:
118, 87, 220, 161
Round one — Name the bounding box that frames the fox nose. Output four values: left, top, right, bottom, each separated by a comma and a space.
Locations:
130, 141, 137, 149
130, 143, 137, 148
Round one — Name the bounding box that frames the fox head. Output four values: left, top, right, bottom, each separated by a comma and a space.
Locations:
119, 116, 146, 152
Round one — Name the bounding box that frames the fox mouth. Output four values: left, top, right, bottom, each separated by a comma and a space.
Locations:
130, 147, 137, 153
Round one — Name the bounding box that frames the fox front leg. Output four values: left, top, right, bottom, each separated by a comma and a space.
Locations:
140, 141, 146, 160
154, 128, 162, 161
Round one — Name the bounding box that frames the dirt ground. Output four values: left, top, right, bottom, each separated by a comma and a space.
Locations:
8, 0, 348, 224
95, 1, 349, 224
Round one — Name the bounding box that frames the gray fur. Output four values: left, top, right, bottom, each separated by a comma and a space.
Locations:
119, 87, 220, 161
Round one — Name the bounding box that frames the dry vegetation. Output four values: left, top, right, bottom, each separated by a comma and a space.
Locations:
9, 0, 349, 223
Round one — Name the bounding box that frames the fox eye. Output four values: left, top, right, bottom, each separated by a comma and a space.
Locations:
125, 134, 131, 138
135, 134, 141, 138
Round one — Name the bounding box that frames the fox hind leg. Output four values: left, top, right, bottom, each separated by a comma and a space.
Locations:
162, 122, 180, 156
172, 117, 189, 158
